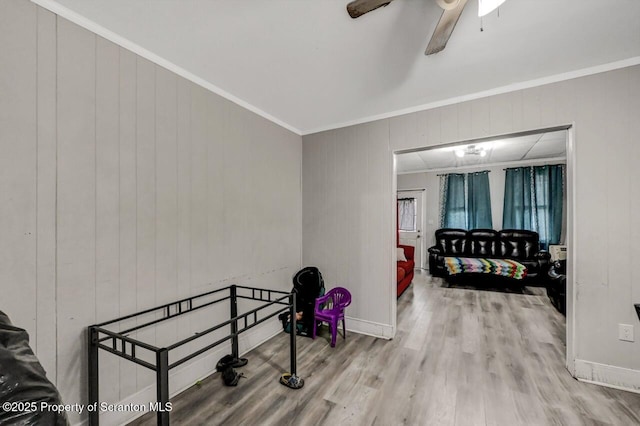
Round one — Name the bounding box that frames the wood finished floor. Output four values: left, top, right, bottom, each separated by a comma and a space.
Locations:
130, 272, 640, 425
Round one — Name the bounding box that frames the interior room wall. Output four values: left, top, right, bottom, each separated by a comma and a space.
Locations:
303, 64, 640, 392
302, 121, 393, 337
397, 159, 566, 251
0, 1, 302, 424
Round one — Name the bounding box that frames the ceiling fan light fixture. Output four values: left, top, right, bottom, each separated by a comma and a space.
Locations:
454, 144, 488, 158
478, 0, 506, 17
436, 0, 461, 11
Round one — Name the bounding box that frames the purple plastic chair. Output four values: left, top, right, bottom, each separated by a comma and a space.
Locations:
312, 287, 352, 347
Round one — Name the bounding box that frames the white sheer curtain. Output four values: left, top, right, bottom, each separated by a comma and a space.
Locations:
398, 198, 416, 231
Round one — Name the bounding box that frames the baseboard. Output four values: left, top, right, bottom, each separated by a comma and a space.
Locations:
574, 359, 640, 394
84, 322, 282, 426
345, 316, 394, 340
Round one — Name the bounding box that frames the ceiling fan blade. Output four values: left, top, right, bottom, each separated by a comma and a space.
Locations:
346, 0, 394, 19
425, 0, 468, 55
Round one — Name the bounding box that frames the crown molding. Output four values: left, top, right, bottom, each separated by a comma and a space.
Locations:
302, 56, 640, 135
28, 1, 640, 137
31, 0, 302, 136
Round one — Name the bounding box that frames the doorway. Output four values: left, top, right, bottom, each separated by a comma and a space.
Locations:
397, 190, 426, 269
392, 125, 575, 373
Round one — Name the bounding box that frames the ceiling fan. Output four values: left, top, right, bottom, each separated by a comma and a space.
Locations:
346, 0, 504, 55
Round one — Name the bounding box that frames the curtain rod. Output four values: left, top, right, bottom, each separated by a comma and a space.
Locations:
437, 170, 491, 177
503, 163, 565, 171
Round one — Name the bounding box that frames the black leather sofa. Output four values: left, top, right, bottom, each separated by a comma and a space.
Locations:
546, 260, 566, 314
428, 228, 551, 284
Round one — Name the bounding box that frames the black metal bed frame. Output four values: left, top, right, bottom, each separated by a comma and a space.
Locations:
88, 285, 299, 426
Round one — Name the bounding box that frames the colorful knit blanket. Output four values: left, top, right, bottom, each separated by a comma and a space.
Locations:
443, 257, 528, 280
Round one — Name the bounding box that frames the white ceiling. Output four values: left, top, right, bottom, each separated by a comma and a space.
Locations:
41, 0, 640, 134
396, 129, 566, 174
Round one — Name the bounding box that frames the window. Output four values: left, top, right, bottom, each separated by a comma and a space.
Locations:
398, 198, 416, 231
503, 164, 565, 248
439, 171, 492, 229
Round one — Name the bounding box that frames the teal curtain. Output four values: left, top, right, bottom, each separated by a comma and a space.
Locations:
503, 164, 564, 248
503, 167, 534, 230
440, 171, 492, 229
441, 173, 466, 228
535, 165, 564, 248
467, 171, 492, 229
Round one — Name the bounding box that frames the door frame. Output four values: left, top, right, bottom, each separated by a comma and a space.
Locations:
391, 124, 576, 375
397, 189, 426, 269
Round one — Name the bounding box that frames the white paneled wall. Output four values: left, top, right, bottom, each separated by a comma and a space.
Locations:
0, 0, 38, 367
56, 15, 98, 410
0, 0, 35, 358
35, 4, 58, 388
0, 1, 302, 424
303, 66, 640, 391
303, 121, 394, 335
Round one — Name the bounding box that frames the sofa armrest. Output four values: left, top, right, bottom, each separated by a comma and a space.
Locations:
398, 244, 415, 261
427, 246, 441, 255
535, 250, 551, 261
536, 250, 552, 275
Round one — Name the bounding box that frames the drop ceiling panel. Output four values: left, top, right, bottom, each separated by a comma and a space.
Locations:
396, 155, 428, 174
483, 141, 531, 163
419, 150, 452, 169
524, 138, 567, 160
397, 130, 566, 174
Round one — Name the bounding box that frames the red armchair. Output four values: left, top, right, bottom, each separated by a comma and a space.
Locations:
397, 245, 415, 297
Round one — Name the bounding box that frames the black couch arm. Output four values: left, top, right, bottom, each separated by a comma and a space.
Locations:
535, 250, 552, 276
427, 246, 446, 277
427, 246, 441, 255
549, 259, 567, 276
547, 261, 567, 315
535, 250, 551, 260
